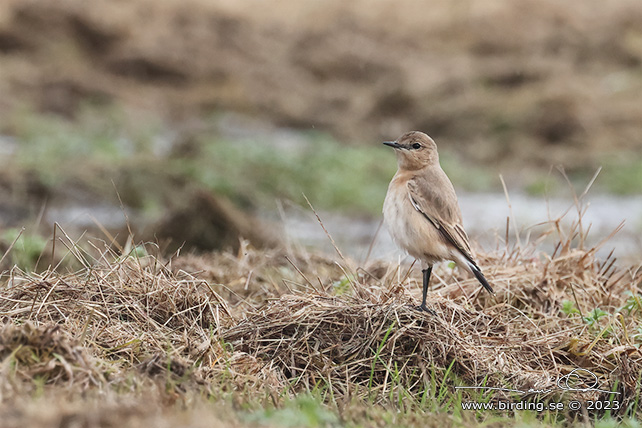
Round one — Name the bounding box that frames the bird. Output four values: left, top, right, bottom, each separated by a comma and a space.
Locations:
382, 131, 494, 312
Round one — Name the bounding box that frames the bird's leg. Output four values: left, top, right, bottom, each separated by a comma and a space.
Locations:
418, 266, 436, 314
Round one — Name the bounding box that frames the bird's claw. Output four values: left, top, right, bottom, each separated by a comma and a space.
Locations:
416, 304, 437, 316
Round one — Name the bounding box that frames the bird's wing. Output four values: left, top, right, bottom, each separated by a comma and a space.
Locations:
407, 177, 477, 266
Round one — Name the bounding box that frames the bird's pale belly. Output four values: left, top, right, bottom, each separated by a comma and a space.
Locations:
383, 187, 449, 265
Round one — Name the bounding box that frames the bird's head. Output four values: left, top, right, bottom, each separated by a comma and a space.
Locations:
383, 131, 439, 171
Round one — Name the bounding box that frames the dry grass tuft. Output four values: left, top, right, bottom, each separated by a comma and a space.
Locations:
221, 205, 642, 415
0, 323, 99, 395
0, 251, 232, 388
0, 203, 641, 423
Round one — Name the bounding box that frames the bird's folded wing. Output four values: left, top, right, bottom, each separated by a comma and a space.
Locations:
406, 179, 477, 266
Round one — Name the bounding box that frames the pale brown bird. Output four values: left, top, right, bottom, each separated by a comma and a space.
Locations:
383, 131, 493, 312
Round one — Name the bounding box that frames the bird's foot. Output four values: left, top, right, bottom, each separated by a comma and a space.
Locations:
416, 304, 437, 316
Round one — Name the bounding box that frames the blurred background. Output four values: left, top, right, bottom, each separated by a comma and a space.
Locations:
0, 0, 640, 269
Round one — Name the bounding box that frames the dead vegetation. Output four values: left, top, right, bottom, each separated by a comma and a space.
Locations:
0, 200, 641, 426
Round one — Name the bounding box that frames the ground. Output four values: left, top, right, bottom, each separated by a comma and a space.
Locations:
1, 0, 642, 426
1, 205, 641, 427
1, 0, 641, 167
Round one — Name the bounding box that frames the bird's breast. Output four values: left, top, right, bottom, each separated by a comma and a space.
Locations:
383, 179, 450, 264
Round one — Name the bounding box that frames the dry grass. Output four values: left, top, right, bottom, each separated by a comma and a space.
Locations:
223, 229, 641, 407
0, 201, 641, 426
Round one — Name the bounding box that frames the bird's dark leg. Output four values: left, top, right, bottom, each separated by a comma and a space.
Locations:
418, 266, 436, 314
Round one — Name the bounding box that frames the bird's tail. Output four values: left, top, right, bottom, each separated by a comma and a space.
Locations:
468, 262, 494, 294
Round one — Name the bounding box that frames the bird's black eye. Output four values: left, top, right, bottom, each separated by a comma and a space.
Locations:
412, 143, 421, 149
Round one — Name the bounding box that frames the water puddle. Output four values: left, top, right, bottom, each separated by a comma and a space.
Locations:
279, 193, 642, 265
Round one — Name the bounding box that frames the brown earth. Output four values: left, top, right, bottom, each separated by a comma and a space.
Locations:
1, 0, 641, 169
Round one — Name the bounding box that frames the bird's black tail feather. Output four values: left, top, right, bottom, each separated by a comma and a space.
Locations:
471, 265, 494, 294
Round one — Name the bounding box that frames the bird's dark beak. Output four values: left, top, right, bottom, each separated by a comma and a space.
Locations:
383, 141, 401, 149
